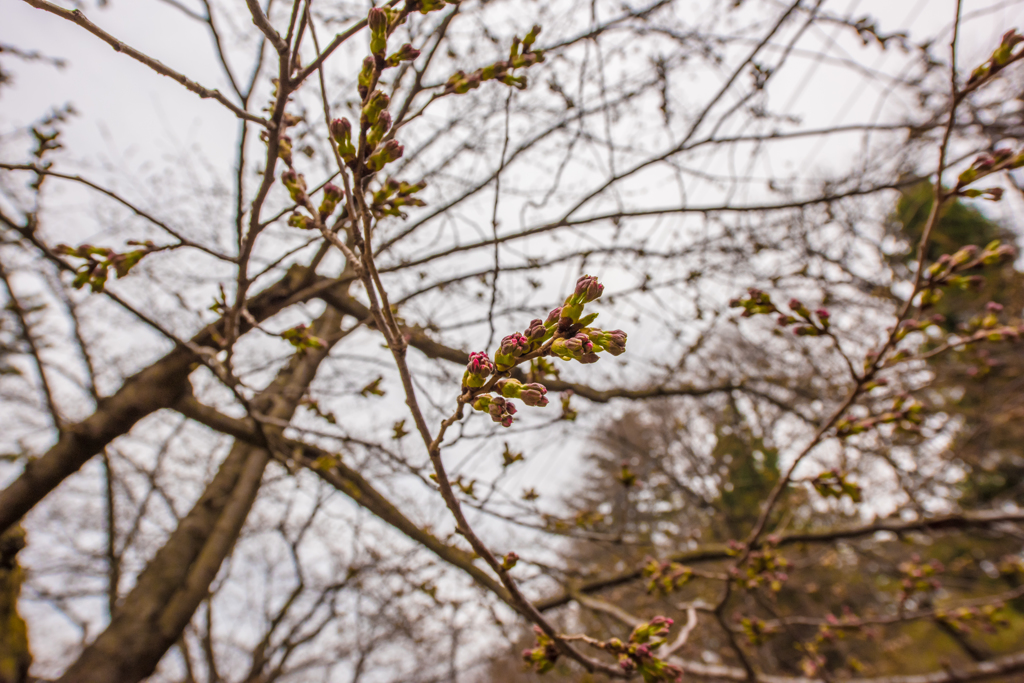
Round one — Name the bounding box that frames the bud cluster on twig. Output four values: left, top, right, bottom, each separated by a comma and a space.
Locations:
444, 25, 544, 95
55, 241, 161, 292
729, 289, 832, 337
461, 275, 627, 427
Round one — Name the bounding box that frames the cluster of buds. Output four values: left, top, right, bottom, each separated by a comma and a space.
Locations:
462, 351, 494, 388
588, 328, 627, 356
494, 332, 530, 371
729, 287, 777, 317
955, 147, 1024, 193
501, 551, 519, 570
810, 469, 862, 503
596, 617, 682, 682
521, 626, 560, 674
56, 241, 160, 293
897, 554, 944, 604
967, 29, 1023, 87
357, 56, 375, 99
918, 240, 1016, 309
561, 274, 604, 322
495, 377, 548, 406
730, 289, 834, 336
936, 604, 1010, 635
776, 299, 831, 336
551, 331, 597, 363
472, 394, 517, 427
461, 275, 625, 428
444, 26, 544, 95
731, 543, 789, 592
371, 178, 427, 218
642, 558, 693, 595
959, 302, 1024, 343
835, 394, 923, 437
796, 643, 829, 678
287, 212, 309, 230
277, 134, 294, 166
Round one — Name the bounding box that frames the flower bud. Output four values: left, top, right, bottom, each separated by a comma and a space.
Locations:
367, 139, 403, 172
552, 332, 593, 361
462, 351, 494, 388
502, 551, 519, 570
545, 306, 562, 327
358, 56, 375, 98
362, 90, 390, 126
280, 169, 306, 202
387, 43, 421, 67
572, 274, 604, 303
330, 117, 351, 143
366, 110, 392, 149
331, 118, 356, 162
590, 328, 626, 356
368, 8, 389, 55
525, 318, 548, 346
520, 387, 549, 407
319, 183, 343, 219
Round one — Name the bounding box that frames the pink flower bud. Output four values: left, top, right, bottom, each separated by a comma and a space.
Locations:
467, 351, 493, 376
367, 7, 388, 32
500, 332, 529, 357
330, 118, 351, 143
573, 274, 604, 303
520, 383, 548, 407
525, 318, 546, 342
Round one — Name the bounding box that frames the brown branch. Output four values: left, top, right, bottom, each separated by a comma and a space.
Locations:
56, 306, 344, 683
0, 163, 234, 261
673, 650, 1024, 683
20, 0, 268, 127
534, 509, 1024, 612
243, 0, 288, 54
0, 259, 62, 430
0, 264, 336, 535
171, 391, 514, 608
